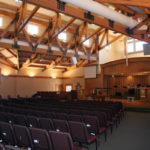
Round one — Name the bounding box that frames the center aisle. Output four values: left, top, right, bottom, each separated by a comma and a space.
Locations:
91, 112, 150, 150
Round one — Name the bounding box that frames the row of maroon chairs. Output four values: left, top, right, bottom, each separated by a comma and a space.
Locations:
0, 103, 118, 127
0, 100, 124, 132
0, 105, 109, 132
0, 121, 96, 150
0, 112, 107, 141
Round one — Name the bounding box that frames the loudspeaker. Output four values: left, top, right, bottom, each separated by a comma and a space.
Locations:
143, 44, 150, 55
71, 57, 77, 65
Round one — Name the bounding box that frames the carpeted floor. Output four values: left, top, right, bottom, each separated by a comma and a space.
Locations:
89, 111, 150, 150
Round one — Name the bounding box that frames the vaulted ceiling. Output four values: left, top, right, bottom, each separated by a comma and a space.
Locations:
0, 0, 149, 72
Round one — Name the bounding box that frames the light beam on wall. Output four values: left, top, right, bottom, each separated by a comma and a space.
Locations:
29, 72, 35, 77
3, 71, 9, 76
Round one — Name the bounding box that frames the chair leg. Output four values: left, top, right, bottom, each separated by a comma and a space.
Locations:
105, 130, 107, 142
95, 139, 98, 150
116, 120, 118, 128
111, 125, 113, 134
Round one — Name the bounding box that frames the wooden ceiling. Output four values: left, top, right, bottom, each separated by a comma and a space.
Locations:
0, 0, 149, 72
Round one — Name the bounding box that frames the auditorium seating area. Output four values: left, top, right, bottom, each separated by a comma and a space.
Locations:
0, 99, 124, 150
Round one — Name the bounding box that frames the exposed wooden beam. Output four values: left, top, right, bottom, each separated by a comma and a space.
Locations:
17, 1, 27, 30
52, 17, 76, 40
0, 14, 17, 38
42, 57, 62, 72
65, 60, 84, 72
18, 6, 40, 33
133, 17, 150, 34
0, 40, 96, 60
99, 30, 107, 48
6, 49, 17, 58
22, 29, 34, 48
100, 34, 124, 50
34, 19, 54, 49
0, 59, 15, 68
0, 51, 17, 67
114, 4, 136, 15
91, 41, 96, 55
81, 27, 104, 44
20, 53, 42, 70
95, 0, 150, 8
27, 0, 150, 42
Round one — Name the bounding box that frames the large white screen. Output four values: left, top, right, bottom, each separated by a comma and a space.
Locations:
84, 66, 96, 79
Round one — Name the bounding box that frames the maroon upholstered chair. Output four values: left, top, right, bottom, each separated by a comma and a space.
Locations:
53, 119, 70, 133
26, 116, 39, 128
83, 115, 107, 141
6, 113, 16, 124
15, 115, 27, 126
49, 131, 86, 150
0, 112, 7, 122
13, 124, 33, 149
29, 127, 52, 150
0, 122, 16, 145
68, 121, 97, 150
39, 118, 54, 130
55, 113, 68, 120
68, 115, 83, 122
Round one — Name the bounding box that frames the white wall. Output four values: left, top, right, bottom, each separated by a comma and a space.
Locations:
63, 67, 85, 90
0, 63, 63, 98
99, 36, 150, 65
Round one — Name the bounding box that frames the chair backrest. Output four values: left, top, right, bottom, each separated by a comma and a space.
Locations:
53, 119, 70, 133
29, 127, 52, 150
0, 121, 16, 145
6, 113, 16, 124
68, 121, 88, 143
39, 118, 54, 130
26, 116, 39, 128
68, 114, 83, 122
46, 112, 56, 119
0, 112, 7, 122
13, 124, 33, 148
15, 115, 27, 126
55, 113, 68, 120
49, 131, 73, 150
83, 115, 100, 134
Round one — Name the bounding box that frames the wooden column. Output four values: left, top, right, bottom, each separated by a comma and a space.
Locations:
100, 65, 104, 88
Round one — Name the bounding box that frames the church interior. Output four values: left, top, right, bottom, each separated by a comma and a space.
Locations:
0, 0, 150, 150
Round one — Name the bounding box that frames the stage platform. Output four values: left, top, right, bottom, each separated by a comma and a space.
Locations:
107, 99, 150, 112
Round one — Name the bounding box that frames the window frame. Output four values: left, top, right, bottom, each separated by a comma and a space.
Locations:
27, 23, 39, 36
58, 32, 67, 42
0, 17, 3, 27
126, 38, 146, 54
65, 84, 73, 92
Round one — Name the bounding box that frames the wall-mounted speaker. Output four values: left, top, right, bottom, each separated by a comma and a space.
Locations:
71, 57, 77, 65
143, 44, 150, 55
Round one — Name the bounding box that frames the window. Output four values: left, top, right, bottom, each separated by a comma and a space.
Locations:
66, 85, 72, 92
83, 39, 90, 47
15, 0, 22, 2
127, 38, 147, 53
0, 17, 3, 27
27, 24, 38, 36
58, 32, 67, 42
105, 44, 111, 49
